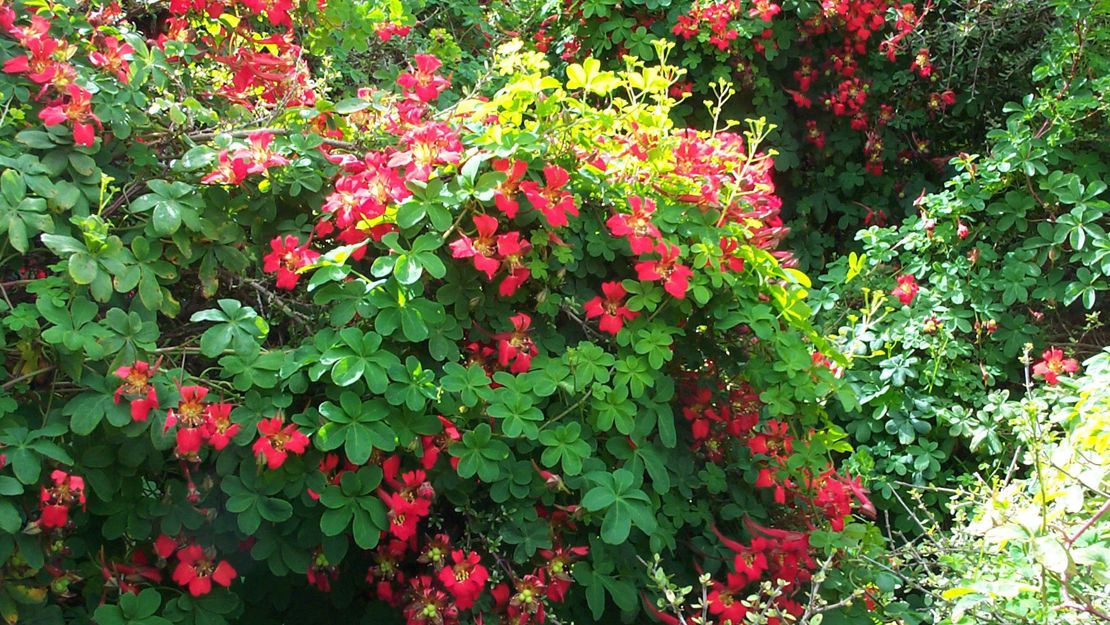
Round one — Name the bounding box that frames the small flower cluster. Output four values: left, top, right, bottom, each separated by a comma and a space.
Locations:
463, 313, 540, 377
891, 273, 919, 306
201, 131, 290, 185
113, 361, 309, 469
167, 0, 299, 32
164, 386, 240, 458
263, 234, 320, 290
253, 416, 310, 469
672, 0, 771, 51
365, 507, 586, 625
0, 14, 116, 146
260, 55, 461, 292
679, 374, 763, 463
449, 214, 532, 297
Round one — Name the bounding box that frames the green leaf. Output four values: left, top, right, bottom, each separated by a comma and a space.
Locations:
68, 252, 98, 284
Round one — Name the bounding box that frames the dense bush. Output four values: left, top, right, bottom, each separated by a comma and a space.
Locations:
0, 4, 896, 625
0, 0, 1106, 624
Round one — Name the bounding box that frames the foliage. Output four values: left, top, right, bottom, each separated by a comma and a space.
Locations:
885, 349, 1110, 625
813, 0, 1110, 528
0, 3, 887, 625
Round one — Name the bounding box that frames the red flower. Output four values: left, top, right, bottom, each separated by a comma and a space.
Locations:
495, 313, 538, 373
492, 158, 528, 218
508, 571, 547, 625
539, 545, 588, 602
3, 32, 63, 84
39, 470, 85, 529
707, 579, 750, 624
202, 402, 240, 450
733, 538, 771, 585
171, 545, 236, 596
910, 48, 932, 78
262, 235, 319, 290
449, 214, 501, 279
114, 360, 160, 422
719, 238, 745, 273
154, 534, 178, 559
891, 274, 919, 306
635, 242, 693, 299
396, 54, 450, 103
497, 231, 532, 297
252, 417, 309, 469
164, 385, 210, 456
402, 576, 458, 625
420, 416, 461, 470
607, 195, 662, 254
39, 83, 100, 147
583, 281, 638, 335
201, 150, 251, 185
397, 122, 462, 181
380, 491, 424, 542
235, 131, 289, 174
258, 0, 296, 25
520, 165, 579, 228
1032, 347, 1079, 385
374, 22, 411, 42
437, 550, 489, 610
749, 0, 781, 21
89, 36, 134, 83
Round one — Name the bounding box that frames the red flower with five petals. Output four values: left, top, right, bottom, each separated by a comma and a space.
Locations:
171, 545, 236, 596
635, 242, 693, 299
520, 165, 578, 228
252, 417, 309, 469
583, 282, 638, 335
113, 360, 160, 422
1032, 347, 1079, 386
262, 235, 319, 290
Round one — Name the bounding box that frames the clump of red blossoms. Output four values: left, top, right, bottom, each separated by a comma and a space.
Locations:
492, 158, 528, 218
38, 83, 101, 147
164, 387, 240, 457
164, 385, 210, 456
252, 416, 310, 469
1032, 347, 1080, 386
448, 214, 533, 297
607, 195, 662, 255
39, 470, 85, 529
203, 402, 240, 450
113, 360, 160, 422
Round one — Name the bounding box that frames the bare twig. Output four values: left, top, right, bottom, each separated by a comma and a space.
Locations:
1, 366, 55, 390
